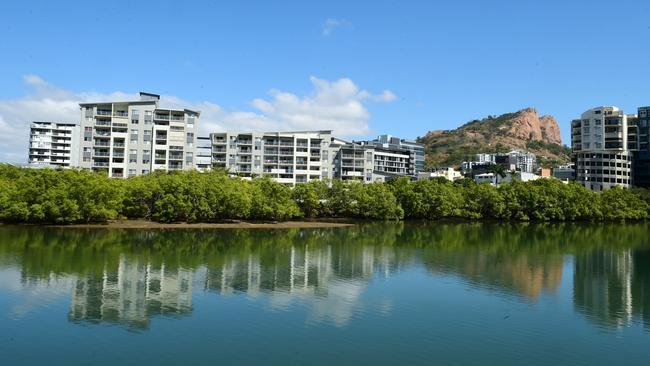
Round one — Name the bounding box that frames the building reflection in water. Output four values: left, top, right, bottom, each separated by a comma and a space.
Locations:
68, 255, 193, 330
204, 245, 399, 326
573, 250, 644, 330
2, 224, 650, 331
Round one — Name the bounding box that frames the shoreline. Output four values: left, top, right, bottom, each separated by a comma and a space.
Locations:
39, 219, 356, 230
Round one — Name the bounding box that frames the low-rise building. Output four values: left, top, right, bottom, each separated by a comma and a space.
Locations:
418, 168, 462, 181
553, 164, 576, 182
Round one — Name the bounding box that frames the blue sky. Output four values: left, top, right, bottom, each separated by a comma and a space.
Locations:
1, 0, 650, 161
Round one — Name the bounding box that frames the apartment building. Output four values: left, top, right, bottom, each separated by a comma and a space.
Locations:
336, 140, 413, 182
77, 92, 199, 178
196, 136, 212, 172
472, 150, 536, 173
369, 135, 425, 174
210, 130, 335, 185
28, 121, 80, 168
571, 107, 634, 190
633, 106, 650, 187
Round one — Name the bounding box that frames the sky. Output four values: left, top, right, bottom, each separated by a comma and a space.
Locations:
1, 0, 650, 162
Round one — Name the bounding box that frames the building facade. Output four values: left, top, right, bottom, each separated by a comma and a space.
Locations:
28, 121, 80, 168
195, 136, 212, 172
336, 140, 413, 182
633, 106, 650, 187
571, 107, 634, 190
210, 130, 335, 185
77, 92, 199, 178
368, 135, 425, 174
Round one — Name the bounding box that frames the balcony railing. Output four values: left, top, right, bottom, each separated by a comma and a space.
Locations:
96, 110, 112, 116
155, 114, 170, 121
113, 111, 128, 117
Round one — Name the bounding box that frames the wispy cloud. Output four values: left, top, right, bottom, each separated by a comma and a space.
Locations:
0, 76, 397, 162
322, 18, 352, 36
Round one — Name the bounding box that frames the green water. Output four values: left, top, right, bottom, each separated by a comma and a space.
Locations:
1, 223, 650, 365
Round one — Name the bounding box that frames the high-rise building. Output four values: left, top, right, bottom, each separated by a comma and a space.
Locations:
633, 106, 650, 187
210, 130, 335, 185
77, 92, 200, 178
28, 121, 80, 168
571, 107, 634, 190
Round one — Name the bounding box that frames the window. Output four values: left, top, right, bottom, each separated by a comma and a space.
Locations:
130, 129, 138, 142
131, 109, 139, 124
142, 169, 150, 175
142, 149, 151, 164
129, 149, 137, 163
84, 127, 92, 142
187, 116, 195, 127
187, 132, 194, 144
144, 111, 153, 124
186, 152, 193, 164
128, 169, 137, 177
143, 130, 152, 142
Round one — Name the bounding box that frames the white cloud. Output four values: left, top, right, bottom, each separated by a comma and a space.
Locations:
322, 18, 351, 36
0, 75, 397, 162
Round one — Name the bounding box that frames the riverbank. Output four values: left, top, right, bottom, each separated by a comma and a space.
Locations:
41, 219, 355, 229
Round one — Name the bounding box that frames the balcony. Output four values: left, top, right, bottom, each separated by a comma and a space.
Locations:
93, 162, 110, 167
95, 131, 111, 137
169, 154, 184, 160
170, 115, 184, 121
113, 111, 128, 118
94, 141, 110, 147
96, 110, 112, 116
155, 154, 167, 159
154, 114, 170, 121
168, 164, 183, 170
95, 120, 112, 127
93, 152, 110, 157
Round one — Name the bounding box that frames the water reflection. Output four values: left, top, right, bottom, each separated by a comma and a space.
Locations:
69, 256, 193, 329
0, 223, 650, 330
573, 249, 650, 331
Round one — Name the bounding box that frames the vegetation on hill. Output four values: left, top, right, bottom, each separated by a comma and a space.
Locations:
417, 109, 571, 168
1, 166, 649, 224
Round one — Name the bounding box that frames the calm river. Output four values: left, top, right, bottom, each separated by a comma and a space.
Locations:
1, 223, 649, 365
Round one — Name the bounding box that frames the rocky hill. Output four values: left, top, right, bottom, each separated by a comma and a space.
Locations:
417, 108, 571, 168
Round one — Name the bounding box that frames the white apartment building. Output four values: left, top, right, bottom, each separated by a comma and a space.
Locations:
210, 130, 335, 185
28, 121, 80, 168
337, 140, 413, 182
196, 136, 212, 172
77, 92, 199, 178
571, 107, 634, 190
